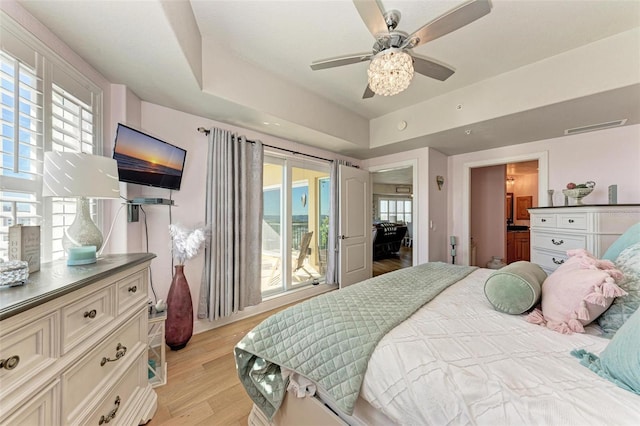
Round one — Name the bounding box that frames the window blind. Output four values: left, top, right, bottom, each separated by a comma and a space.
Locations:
0, 15, 102, 261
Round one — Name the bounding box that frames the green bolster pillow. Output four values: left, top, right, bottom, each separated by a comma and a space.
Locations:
484, 261, 547, 314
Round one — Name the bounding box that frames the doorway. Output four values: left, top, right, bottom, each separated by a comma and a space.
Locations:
462, 152, 548, 266
371, 165, 414, 276
469, 160, 539, 267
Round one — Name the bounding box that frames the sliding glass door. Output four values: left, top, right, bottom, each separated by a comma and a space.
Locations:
261, 155, 330, 296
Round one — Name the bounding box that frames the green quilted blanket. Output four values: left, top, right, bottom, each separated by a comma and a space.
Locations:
234, 262, 477, 419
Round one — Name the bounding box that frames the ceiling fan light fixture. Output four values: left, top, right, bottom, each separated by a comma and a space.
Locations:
367, 49, 414, 96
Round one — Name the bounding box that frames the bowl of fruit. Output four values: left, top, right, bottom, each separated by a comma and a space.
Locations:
562, 181, 595, 205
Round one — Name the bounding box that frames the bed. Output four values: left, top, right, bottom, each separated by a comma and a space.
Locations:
235, 243, 640, 425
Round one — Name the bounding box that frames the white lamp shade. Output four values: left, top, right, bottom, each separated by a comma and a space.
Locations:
43, 151, 120, 199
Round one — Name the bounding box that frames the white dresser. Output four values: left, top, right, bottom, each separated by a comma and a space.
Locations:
529, 205, 640, 274
0, 253, 157, 425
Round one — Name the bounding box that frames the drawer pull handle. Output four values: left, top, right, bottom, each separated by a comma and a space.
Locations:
568, 219, 575, 223
98, 395, 121, 425
541, 218, 547, 222
84, 309, 97, 319
100, 343, 127, 366
551, 239, 564, 245
0, 355, 20, 370
128, 285, 137, 293
552, 257, 565, 265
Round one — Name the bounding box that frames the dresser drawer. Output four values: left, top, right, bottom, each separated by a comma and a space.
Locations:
62, 286, 115, 354
531, 248, 568, 272
62, 309, 146, 422
532, 214, 556, 228
558, 213, 587, 230
0, 379, 60, 426
74, 354, 146, 426
532, 232, 585, 252
116, 270, 147, 316
0, 313, 57, 403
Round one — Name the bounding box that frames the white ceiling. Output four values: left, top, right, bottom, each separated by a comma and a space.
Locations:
191, 0, 640, 119
14, 0, 640, 159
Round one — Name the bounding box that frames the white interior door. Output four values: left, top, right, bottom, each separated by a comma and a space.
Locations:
338, 165, 371, 288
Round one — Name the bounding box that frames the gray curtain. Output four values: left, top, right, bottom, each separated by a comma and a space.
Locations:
198, 128, 263, 320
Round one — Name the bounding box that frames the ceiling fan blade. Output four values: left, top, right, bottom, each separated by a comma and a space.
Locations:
406, 0, 491, 49
363, 84, 375, 99
353, 0, 389, 38
310, 53, 371, 71
412, 56, 455, 81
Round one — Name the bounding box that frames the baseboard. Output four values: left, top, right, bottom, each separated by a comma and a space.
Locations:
193, 283, 337, 334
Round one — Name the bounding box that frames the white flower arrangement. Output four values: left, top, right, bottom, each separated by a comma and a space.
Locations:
169, 224, 209, 265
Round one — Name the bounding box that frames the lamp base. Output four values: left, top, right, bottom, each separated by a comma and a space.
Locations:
63, 197, 104, 253
67, 246, 97, 265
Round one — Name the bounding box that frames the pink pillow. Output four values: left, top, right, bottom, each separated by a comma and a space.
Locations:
527, 249, 626, 334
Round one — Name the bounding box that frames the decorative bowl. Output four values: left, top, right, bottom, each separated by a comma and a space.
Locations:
0, 260, 29, 287
562, 187, 594, 205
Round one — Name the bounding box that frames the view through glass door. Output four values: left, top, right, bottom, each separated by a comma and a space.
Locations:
261, 156, 330, 296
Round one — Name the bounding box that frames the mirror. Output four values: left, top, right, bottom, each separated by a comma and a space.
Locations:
506, 192, 514, 224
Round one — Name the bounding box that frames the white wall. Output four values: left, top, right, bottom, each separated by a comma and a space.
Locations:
107, 85, 143, 255
449, 124, 640, 265
428, 149, 448, 263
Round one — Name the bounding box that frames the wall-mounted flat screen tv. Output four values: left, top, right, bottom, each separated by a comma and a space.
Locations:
113, 123, 187, 191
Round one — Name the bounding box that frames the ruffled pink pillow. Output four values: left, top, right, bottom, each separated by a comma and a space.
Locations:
527, 249, 626, 334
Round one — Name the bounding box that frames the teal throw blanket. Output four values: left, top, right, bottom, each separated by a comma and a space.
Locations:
234, 262, 477, 419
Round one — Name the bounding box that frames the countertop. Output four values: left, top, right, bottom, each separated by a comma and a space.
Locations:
0, 253, 156, 321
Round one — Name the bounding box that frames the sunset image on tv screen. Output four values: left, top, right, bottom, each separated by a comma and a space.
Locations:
114, 126, 185, 175
113, 125, 186, 190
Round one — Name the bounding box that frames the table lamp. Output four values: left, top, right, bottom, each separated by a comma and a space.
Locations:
43, 151, 120, 262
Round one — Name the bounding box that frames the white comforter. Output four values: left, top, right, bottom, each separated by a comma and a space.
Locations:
360, 269, 640, 425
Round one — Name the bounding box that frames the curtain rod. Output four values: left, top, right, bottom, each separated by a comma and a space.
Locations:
197, 127, 334, 163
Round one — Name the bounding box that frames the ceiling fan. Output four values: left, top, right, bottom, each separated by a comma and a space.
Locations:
310, 0, 492, 98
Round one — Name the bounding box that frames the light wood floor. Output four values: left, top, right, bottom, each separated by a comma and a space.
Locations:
147, 306, 290, 426
372, 245, 413, 276
148, 248, 412, 425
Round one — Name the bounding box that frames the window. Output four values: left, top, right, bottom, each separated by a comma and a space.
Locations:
379, 198, 412, 224
261, 155, 330, 296
0, 17, 103, 261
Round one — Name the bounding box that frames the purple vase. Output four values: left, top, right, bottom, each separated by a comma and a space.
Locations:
165, 265, 193, 350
